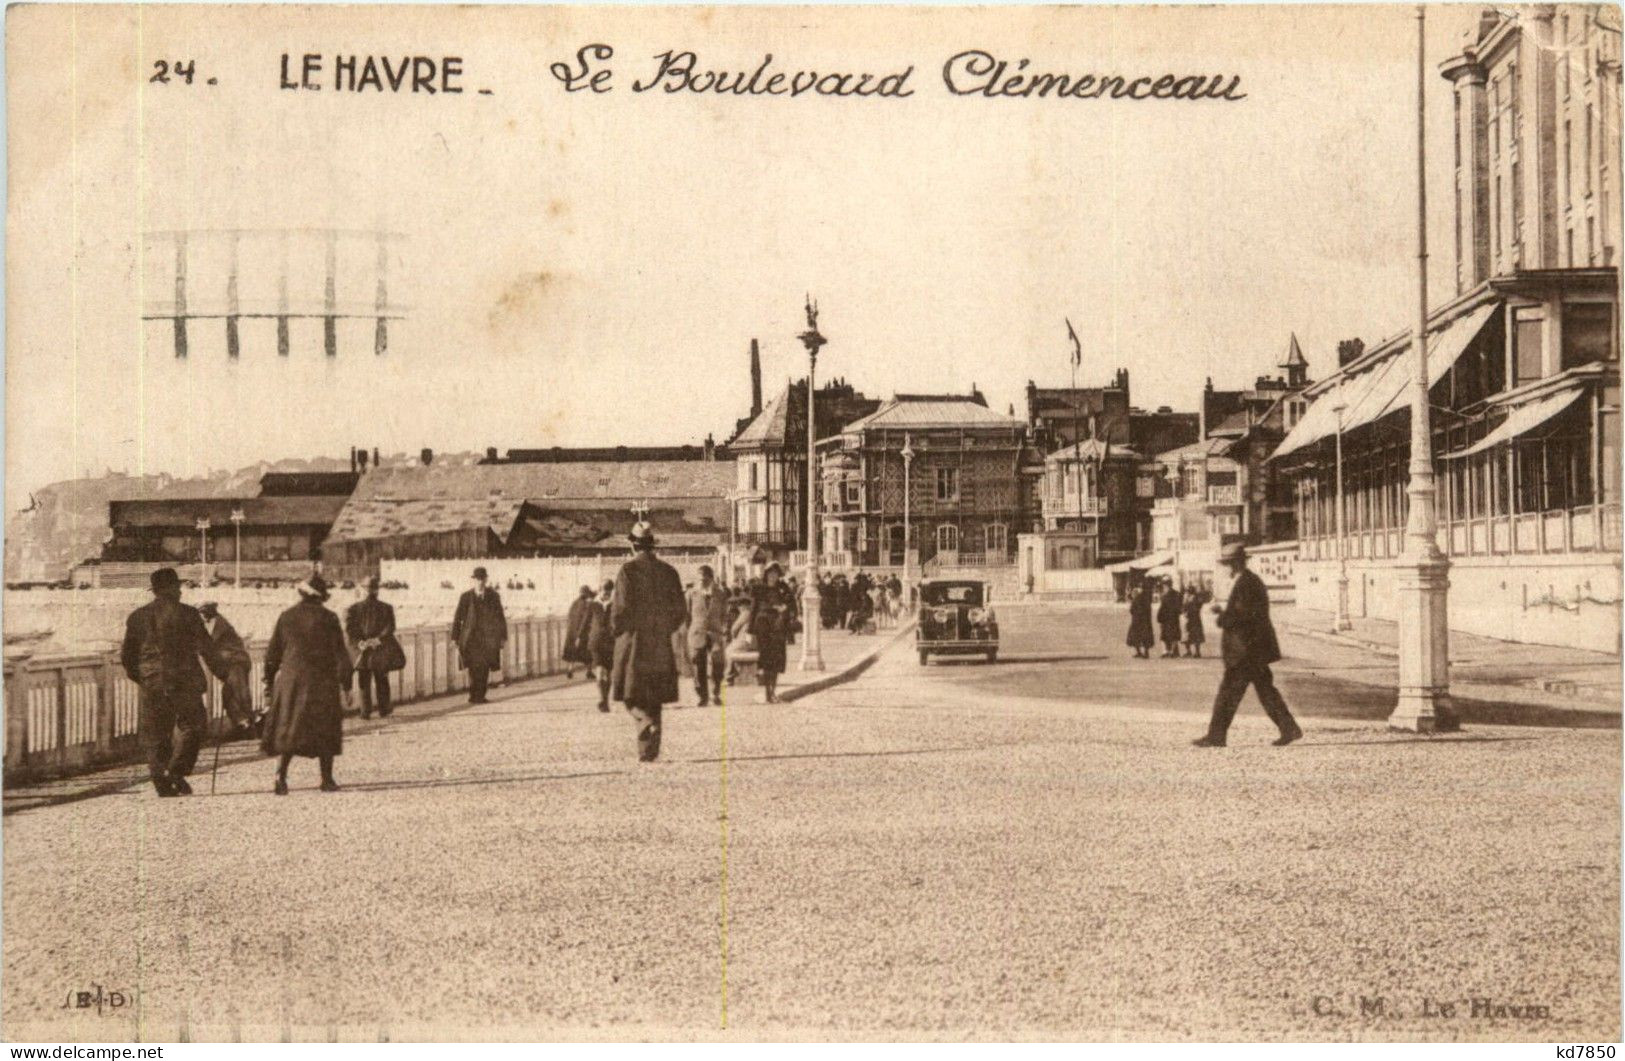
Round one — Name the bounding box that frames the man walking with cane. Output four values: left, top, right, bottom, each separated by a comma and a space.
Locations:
1193, 541, 1303, 748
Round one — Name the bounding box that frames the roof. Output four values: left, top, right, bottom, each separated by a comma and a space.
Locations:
324, 498, 527, 545
353, 461, 734, 504
1273, 297, 1501, 461
1047, 439, 1142, 463
1282, 332, 1307, 368
840, 396, 1023, 434
1149, 437, 1236, 462
109, 495, 349, 528
732, 387, 792, 448
522, 506, 725, 549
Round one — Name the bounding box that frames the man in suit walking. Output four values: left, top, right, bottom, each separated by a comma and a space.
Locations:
611, 522, 687, 761
1194, 541, 1303, 748
452, 566, 507, 704
683, 564, 729, 706
120, 567, 230, 796
345, 575, 400, 718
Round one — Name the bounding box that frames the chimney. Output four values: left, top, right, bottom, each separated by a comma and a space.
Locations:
749, 339, 763, 418
703, 433, 716, 461
350, 447, 358, 474
372, 447, 381, 469
357, 449, 369, 472
420, 447, 434, 466
1337, 338, 1366, 367
485, 446, 499, 463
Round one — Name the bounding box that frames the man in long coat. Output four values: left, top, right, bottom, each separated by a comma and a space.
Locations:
562, 585, 596, 678
199, 602, 257, 735
120, 567, 231, 796
261, 576, 354, 793
1157, 582, 1185, 657
611, 523, 687, 761
345, 575, 400, 718
452, 566, 507, 704
683, 565, 729, 706
1194, 541, 1303, 748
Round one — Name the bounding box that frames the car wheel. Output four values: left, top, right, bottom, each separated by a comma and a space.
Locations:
918, 650, 929, 666
986, 650, 997, 664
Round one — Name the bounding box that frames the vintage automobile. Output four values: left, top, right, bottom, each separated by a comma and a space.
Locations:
916, 578, 998, 664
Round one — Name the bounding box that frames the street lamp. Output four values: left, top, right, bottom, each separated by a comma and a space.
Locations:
901, 433, 915, 609
195, 517, 212, 586
1391, 4, 1455, 732
798, 296, 827, 673
1331, 385, 1352, 632
230, 507, 245, 589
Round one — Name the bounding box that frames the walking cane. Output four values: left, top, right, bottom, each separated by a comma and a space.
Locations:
209, 719, 225, 795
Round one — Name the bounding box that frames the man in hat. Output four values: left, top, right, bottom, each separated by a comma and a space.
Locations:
683, 564, 729, 706
588, 579, 616, 711
345, 575, 400, 719
1194, 542, 1303, 748
452, 566, 507, 704
610, 522, 687, 761
120, 567, 231, 796
198, 601, 257, 736
562, 585, 597, 679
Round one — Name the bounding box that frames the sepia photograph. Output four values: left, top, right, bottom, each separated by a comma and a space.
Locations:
1, 0, 1621, 1045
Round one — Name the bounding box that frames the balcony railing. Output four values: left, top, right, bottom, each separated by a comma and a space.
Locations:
1042, 496, 1108, 517
1208, 485, 1240, 505
4, 615, 569, 785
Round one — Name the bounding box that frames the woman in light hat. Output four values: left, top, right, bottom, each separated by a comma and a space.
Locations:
260, 575, 354, 793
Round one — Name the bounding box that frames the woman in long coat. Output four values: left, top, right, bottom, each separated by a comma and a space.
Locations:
261, 576, 353, 794
587, 580, 615, 712
1182, 588, 1207, 658
1157, 582, 1185, 657
1126, 580, 1155, 659
562, 585, 596, 678
750, 565, 794, 702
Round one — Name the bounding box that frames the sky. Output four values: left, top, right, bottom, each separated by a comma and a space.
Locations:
5, 3, 1488, 508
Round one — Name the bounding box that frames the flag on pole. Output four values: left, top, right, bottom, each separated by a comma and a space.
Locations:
1065, 317, 1082, 368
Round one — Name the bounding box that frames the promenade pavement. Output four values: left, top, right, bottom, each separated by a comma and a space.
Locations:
2, 605, 1615, 1041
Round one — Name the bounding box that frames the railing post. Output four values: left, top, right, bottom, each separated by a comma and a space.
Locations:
4, 660, 28, 775
54, 667, 69, 773
96, 657, 117, 756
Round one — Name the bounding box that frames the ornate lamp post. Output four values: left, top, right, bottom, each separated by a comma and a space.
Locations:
798, 296, 827, 672
901, 433, 915, 608
195, 517, 212, 585
1391, 5, 1455, 732
230, 507, 246, 589
1331, 387, 1352, 632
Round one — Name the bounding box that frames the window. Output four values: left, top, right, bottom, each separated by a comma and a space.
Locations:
1586, 105, 1594, 195
844, 481, 860, 507
1563, 302, 1615, 368
936, 524, 959, 553
1565, 120, 1573, 205
748, 463, 759, 492
1514, 308, 1544, 383
935, 467, 959, 502
1180, 466, 1202, 498
984, 523, 1008, 556
1214, 514, 1241, 537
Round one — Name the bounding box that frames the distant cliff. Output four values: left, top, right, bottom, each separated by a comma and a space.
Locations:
5, 459, 351, 583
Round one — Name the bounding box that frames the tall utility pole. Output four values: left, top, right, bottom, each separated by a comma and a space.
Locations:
230, 507, 245, 588
1331, 387, 1352, 632
1391, 4, 1457, 732
196, 517, 212, 586
799, 297, 827, 672
902, 433, 915, 606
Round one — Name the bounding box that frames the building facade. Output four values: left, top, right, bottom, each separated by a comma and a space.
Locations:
1037, 438, 1147, 566
1271, 5, 1621, 652
729, 378, 880, 562
817, 394, 1028, 568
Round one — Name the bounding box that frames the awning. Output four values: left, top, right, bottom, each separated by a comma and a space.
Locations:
1273, 300, 1500, 460
1106, 549, 1173, 573
1443, 386, 1588, 459
1145, 563, 1178, 578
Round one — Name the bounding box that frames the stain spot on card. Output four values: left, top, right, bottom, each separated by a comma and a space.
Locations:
487, 270, 556, 334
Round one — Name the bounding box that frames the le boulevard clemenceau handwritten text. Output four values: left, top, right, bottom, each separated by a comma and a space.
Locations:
273, 46, 1247, 102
